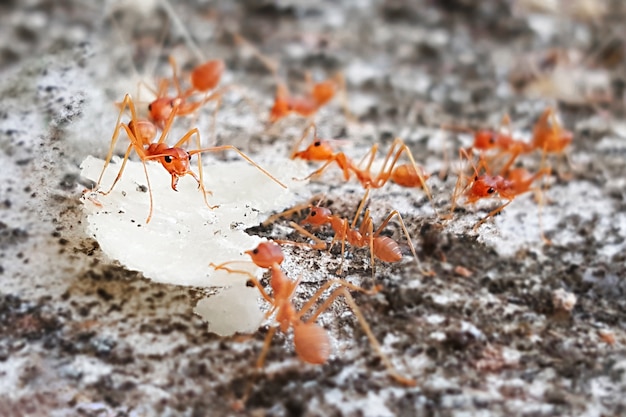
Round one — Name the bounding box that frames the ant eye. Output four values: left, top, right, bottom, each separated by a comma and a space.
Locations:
489, 134, 496, 144
474, 176, 479, 181
314, 141, 321, 147
187, 153, 192, 161
487, 187, 495, 194
164, 156, 172, 163
310, 211, 317, 217
252, 249, 259, 254
148, 103, 152, 111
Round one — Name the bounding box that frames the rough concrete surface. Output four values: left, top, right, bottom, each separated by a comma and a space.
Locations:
1, 0, 626, 416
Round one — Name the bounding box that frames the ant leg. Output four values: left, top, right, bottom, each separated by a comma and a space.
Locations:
273, 221, 327, 250
135, 80, 159, 102
499, 149, 521, 176
532, 186, 551, 245
205, 81, 263, 115
290, 222, 327, 250
231, 32, 280, 80
473, 199, 513, 231
255, 326, 278, 369
109, 13, 169, 104
160, 0, 205, 62
176, 88, 223, 149
447, 170, 465, 220
173, 127, 219, 209
98, 116, 151, 194
557, 152, 575, 181
140, 158, 155, 223
167, 55, 185, 98
210, 262, 274, 304
155, 97, 181, 145
105, 147, 155, 224
355, 144, 379, 178
295, 157, 340, 182
95, 95, 157, 222
438, 127, 451, 180
373, 209, 434, 276
301, 286, 416, 387
374, 139, 437, 216
364, 216, 376, 281
234, 323, 279, 411
290, 123, 316, 159
335, 221, 349, 275
297, 279, 381, 320
531, 163, 553, 245
96, 94, 144, 187
333, 72, 355, 123
373, 139, 405, 186
353, 207, 376, 278
188, 145, 287, 189
261, 202, 312, 227
350, 188, 371, 229
448, 148, 479, 219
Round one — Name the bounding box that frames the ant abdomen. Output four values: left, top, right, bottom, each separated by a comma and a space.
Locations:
293, 322, 331, 365
373, 236, 402, 263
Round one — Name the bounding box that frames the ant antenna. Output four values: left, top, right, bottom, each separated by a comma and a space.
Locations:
160, 0, 205, 62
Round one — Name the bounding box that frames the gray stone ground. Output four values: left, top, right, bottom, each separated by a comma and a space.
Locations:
1, 0, 626, 416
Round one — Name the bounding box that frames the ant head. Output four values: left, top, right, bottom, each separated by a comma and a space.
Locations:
245, 241, 284, 268
474, 130, 497, 150
128, 119, 157, 146
466, 175, 500, 202
302, 206, 332, 226
294, 139, 334, 161
156, 147, 192, 178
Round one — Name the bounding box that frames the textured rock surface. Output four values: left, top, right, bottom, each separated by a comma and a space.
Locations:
0, 0, 625, 416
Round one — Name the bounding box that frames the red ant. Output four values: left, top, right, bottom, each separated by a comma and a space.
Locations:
469, 115, 532, 155
450, 149, 551, 240
443, 114, 533, 175
290, 124, 360, 181
268, 73, 347, 123
291, 125, 436, 213
147, 56, 226, 129
232, 34, 350, 124
531, 107, 573, 169
210, 241, 416, 387
272, 189, 431, 276
91, 94, 286, 223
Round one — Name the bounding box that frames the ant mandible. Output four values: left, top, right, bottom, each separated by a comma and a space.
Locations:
91, 94, 286, 223
210, 241, 416, 387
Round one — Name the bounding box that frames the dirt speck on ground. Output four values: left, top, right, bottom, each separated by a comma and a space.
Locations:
0, 1, 625, 416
